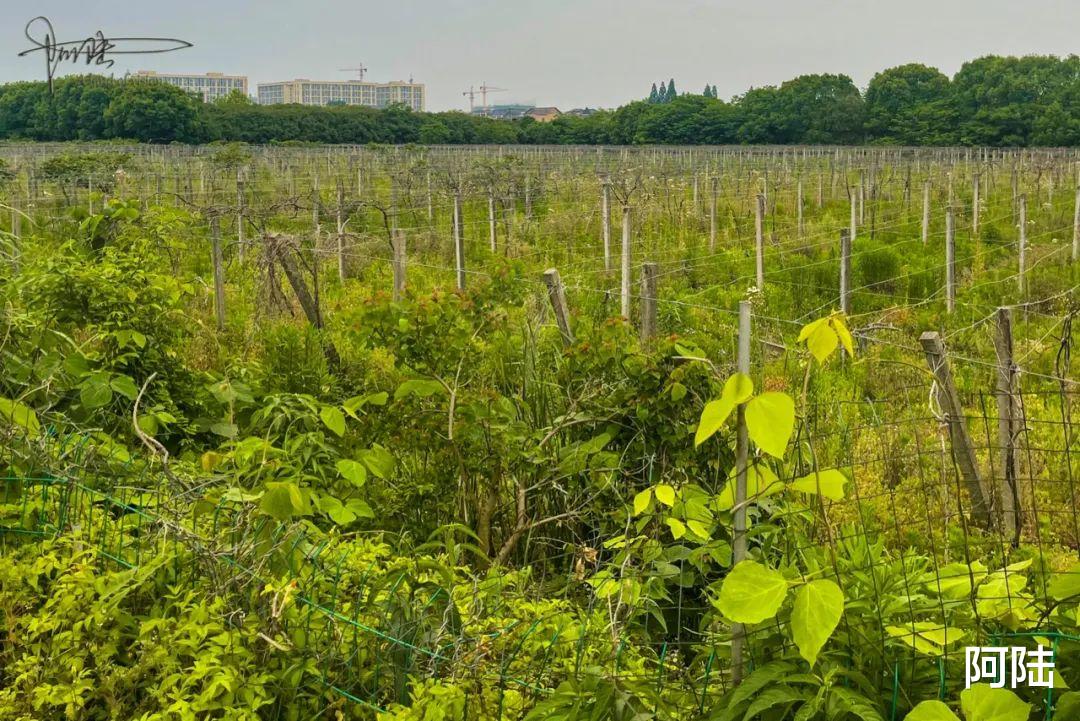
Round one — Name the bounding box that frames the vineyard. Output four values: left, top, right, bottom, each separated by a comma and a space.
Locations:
1, 142, 1079, 721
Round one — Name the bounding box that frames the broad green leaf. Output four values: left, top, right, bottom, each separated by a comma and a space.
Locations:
654, 484, 676, 507
695, 397, 734, 447
905, 701, 960, 721
0, 397, 40, 437
80, 375, 113, 409
210, 422, 238, 438
686, 519, 710, 539
320, 495, 356, 525
259, 482, 311, 521
931, 561, 988, 600
723, 372, 754, 405
716, 560, 788, 624
715, 662, 796, 721
1048, 564, 1080, 601
346, 498, 374, 519
360, 445, 395, 479
741, 686, 806, 721
110, 374, 140, 401
670, 382, 687, 402
666, 517, 686, 539
830, 316, 855, 358
790, 579, 844, 666
805, 321, 839, 363
745, 392, 795, 458
394, 379, 445, 401
789, 469, 848, 500
320, 406, 346, 437
829, 687, 885, 721
797, 317, 828, 343
886, 623, 966, 655
1053, 692, 1080, 719
959, 684, 1030, 721
336, 459, 368, 487
633, 488, 652, 515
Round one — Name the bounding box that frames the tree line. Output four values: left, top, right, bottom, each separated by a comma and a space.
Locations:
0, 54, 1077, 146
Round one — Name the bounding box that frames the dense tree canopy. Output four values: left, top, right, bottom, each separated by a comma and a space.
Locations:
1, 55, 1079, 146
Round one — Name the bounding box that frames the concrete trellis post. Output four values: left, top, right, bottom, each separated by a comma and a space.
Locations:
620, 204, 632, 318
946, 206, 956, 313
839, 229, 851, 315
709, 175, 718, 252
453, 191, 466, 290
602, 178, 613, 272
1018, 194, 1027, 295
640, 261, 658, 342
1072, 186, 1079, 263
392, 229, 407, 301
731, 300, 752, 684
488, 189, 497, 253
754, 193, 765, 290
921, 180, 930, 246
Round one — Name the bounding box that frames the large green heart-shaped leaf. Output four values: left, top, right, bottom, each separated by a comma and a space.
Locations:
959, 684, 1030, 721
320, 405, 346, 437
716, 560, 788, 624
789, 469, 848, 500
746, 392, 795, 458
905, 700, 960, 721
790, 579, 844, 666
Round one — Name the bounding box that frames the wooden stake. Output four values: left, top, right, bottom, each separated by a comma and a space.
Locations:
236, 177, 246, 263
993, 307, 1020, 542
919, 331, 992, 528
392, 228, 407, 302
542, 268, 574, 347
210, 216, 226, 331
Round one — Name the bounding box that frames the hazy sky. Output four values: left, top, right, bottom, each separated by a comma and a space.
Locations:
4, 0, 1078, 112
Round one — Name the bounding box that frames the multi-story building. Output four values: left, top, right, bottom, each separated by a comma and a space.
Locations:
256, 79, 425, 111
132, 71, 248, 102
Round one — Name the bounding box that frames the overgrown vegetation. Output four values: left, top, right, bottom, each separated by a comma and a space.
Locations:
1, 144, 1079, 720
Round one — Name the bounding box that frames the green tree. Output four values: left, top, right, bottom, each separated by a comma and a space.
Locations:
865, 64, 955, 145
648, 83, 659, 103
102, 82, 200, 142
666, 78, 677, 101
951, 54, 1080, 146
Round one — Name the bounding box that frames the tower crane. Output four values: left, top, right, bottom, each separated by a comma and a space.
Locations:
463, 82, 507, 114
339, 65, 368, 81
